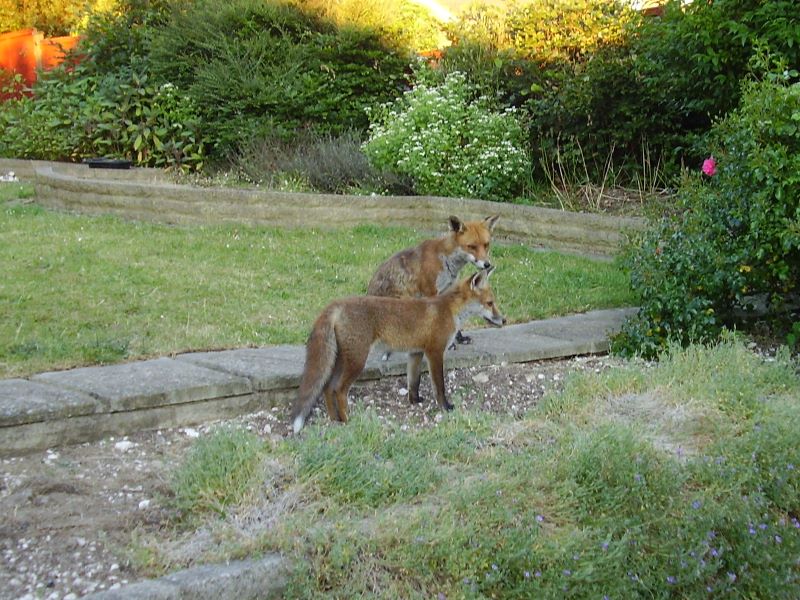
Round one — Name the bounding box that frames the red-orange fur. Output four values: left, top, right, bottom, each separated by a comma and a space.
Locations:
367, 215, 498, 298
291, 268, 505, 432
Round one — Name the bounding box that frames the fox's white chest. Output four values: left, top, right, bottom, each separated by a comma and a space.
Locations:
436, 250, 470, 294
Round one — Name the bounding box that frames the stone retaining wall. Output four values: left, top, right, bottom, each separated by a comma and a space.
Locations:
1, 158, 646, 256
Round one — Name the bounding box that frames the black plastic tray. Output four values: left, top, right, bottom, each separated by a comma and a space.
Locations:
85, 158, 133, 169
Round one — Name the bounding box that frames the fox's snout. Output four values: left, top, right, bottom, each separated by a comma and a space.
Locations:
473, 258, 492, 270
485, 313, 506, 328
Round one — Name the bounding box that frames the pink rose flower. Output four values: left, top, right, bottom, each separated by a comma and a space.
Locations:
702, 156, 716, 177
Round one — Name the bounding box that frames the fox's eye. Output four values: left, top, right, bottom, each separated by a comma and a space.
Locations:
468, 244, 478, 251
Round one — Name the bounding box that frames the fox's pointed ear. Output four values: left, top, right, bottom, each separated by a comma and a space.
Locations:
470, 266, 494, 290
449, 215, 465, 233
484, 215, 499, 231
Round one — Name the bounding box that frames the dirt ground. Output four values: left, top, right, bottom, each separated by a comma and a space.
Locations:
0, 355, 621, 600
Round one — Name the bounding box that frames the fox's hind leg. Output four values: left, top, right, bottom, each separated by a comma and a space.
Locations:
407, 352, 425, 404
425, 348, 453, 411
331, 346, 369, 423
323, 354, 344, 421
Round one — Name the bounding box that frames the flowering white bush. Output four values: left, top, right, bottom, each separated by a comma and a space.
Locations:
363, 72, 530, 201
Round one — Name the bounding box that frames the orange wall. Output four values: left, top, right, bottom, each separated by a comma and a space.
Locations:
0, 28, 81, 99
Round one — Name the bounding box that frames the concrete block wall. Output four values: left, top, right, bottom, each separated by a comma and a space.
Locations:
1, 159, 646, 256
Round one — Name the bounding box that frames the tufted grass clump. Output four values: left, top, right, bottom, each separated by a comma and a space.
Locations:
170, 426, 266, 518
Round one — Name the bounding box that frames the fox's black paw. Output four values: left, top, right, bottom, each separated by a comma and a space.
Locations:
455, 331, 472, 345
409, 394, 424, 405
443, 402, 455, 411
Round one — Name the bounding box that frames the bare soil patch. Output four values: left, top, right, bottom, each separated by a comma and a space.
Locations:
0, 355, 621, 599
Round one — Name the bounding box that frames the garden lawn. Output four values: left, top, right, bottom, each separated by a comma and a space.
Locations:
1, 183, 635, 377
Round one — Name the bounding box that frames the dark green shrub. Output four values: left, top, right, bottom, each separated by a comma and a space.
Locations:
613, 77, 800, 358
76, 0, 177, 75
146, 0, 409, 158
522, 0, 800, 183
632, 0, 800, 166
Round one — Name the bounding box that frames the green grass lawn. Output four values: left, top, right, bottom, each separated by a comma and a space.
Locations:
145, 338, 800, 598
1, 183, 635, 377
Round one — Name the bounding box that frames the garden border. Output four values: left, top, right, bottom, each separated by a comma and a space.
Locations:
1, 159, 645, 257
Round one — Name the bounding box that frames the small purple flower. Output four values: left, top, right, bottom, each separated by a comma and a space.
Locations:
634, 473, 642, 482
601, 541, 609, 551
788, 463, 795, 470
775, 535, 783, 544
534, 570, 542, 578
535, 514, 545, 523
710, 548, 719, 558
491, 563, 498, 571
667, 575, 677, 585
524, 571, 531, 579
692, 500, 702, 510
728, 572, 737, 583
748, 525, 757, 535
759, 523, 768, 530
563, 569, 572, 576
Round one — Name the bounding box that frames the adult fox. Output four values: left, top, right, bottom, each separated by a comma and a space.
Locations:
367, 214, 499, 346
291, 267, 505, 433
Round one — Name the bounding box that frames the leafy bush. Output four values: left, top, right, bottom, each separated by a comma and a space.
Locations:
146, 0, 409, 158
613, 77, 800, 358
363, 71, 531, 201
634, 0, 800, 140
523, 0, 800, 182
0, 63, 205, 170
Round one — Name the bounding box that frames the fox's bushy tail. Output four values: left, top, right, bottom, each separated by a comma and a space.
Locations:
290, 308, 338, 434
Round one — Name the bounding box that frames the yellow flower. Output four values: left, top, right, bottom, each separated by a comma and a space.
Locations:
739, 265, 752, 273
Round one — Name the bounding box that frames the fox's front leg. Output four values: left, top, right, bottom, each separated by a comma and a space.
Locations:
424, 350, 453, 411
407, 352, 425, 404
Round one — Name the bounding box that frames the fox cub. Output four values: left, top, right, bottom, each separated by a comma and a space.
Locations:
368, 214, 499, 347
291, 267, 505, 433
